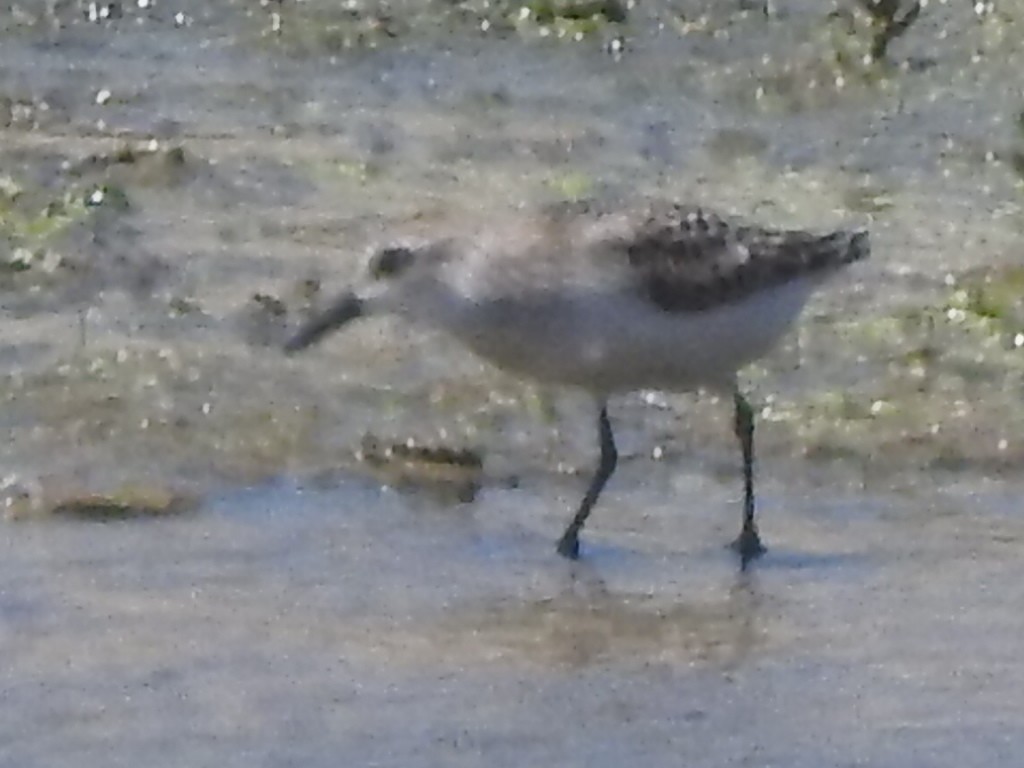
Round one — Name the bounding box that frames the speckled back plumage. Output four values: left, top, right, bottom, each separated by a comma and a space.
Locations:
618, 203, 869, 312
542, 201, 869, 313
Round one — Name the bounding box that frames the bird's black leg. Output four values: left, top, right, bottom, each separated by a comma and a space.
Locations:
730, 390, 766, 568
557, 402, 618, 559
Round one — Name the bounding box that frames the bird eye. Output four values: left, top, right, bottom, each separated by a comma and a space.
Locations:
369, 246, 415, 280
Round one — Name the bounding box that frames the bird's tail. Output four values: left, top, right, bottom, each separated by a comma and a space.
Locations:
787, 227, 870, 279
818, 228, 870, 268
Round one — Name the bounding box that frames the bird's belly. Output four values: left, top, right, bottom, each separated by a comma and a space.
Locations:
454, 279, 817, 393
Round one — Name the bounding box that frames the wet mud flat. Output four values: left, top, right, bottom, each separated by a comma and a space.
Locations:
3, 0, 1024, 765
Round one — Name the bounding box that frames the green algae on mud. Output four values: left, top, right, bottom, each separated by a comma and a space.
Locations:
742, 282, 1024, 479
64, 141, 192, 189
0, 172, 121, 286
948, 264, 1024, 341
0, 345, 336, 490
246, 0, 629, 54
0, 140, 197, 303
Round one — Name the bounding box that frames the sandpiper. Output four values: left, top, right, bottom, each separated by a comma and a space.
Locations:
284, 199, 869, 567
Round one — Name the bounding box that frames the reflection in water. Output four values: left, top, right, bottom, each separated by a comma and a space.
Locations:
439, 563, 767, 670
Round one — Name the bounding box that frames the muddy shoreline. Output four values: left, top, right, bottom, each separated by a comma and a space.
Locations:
3, 1, 1024, 765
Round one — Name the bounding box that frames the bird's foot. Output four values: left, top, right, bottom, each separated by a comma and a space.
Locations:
729, 527, 766, 570
556, 531, 581, 559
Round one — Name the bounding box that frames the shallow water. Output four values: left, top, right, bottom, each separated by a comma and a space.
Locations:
4, 475, 1024, 766
3, 0, 1024, 764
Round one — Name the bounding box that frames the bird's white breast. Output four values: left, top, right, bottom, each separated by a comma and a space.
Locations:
440, 276, 819, 394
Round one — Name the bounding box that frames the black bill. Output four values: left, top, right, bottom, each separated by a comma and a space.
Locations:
283, 292, 364, 354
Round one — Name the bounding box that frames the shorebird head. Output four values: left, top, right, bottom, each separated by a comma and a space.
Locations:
283, 240, 452, 354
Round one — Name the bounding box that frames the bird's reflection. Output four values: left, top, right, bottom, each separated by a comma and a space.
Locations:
445, 560, 768, 670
